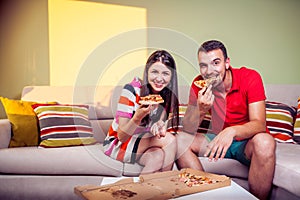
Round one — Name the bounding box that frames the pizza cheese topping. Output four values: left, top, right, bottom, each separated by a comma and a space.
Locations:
178, 172, 219, 187
194, 76, 219, 89
138, 94, 164, 105
194, 80, 208, 89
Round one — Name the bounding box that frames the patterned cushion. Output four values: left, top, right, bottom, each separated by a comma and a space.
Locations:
32, 104, 97, 148
166, 104, 211, 133
266, 101, 297, 143
293, 98, 300, 144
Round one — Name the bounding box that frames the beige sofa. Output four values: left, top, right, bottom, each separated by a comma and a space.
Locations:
0, 84, 300, 200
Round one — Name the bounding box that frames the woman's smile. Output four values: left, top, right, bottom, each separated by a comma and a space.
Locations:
148, 62, 172, 93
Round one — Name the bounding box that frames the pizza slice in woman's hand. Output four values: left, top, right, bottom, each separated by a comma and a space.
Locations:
138, 94, 164, 105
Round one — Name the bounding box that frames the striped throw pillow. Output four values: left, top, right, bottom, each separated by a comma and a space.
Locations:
166, 104, 211, 134
32, 104, 97, 148
293, 98, 300, 144
166, 104, 187, 133
266, 101, 297, 143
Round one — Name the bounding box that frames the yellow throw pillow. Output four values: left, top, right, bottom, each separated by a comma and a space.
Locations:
1, 97, 40, 147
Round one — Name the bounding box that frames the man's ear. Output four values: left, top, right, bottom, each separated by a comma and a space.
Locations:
225, 57, 230, 70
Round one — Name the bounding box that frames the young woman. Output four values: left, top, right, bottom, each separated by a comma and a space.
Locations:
103, 50, 179, 174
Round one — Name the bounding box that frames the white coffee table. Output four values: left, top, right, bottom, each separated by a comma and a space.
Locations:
101, 177, 258, 200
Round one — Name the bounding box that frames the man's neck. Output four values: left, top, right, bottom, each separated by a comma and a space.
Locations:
223, 69, 232, 93
214, 69, 232, 95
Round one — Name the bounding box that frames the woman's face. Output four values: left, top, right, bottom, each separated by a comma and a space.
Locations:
147, 61, 172, 93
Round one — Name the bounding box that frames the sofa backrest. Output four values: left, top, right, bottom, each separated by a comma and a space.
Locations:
22, 85, 121, 143
265, 84, 300, 107
21, 84, 300, 143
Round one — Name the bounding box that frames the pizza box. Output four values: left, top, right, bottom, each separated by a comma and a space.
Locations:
74, 168, 231, 200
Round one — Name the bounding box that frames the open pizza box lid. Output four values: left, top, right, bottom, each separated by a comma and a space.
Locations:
74, 168, 231, 200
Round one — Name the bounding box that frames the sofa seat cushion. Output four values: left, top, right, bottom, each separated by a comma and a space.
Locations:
273, 143, 300, 197
0, 144, 122, 177
122, 157, 250, 178
199, 157, 249, 179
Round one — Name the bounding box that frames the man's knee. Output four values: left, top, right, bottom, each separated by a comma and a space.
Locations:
252, 133, 276, 158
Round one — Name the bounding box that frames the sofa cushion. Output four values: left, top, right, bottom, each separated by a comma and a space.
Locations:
273, 143, 300, 197
90, 119, 113, 143
266, 101, 297, 143
199, 157, 249, 179
0, 97, 39, 147
0, 144, 123, 176
293, 97, 300, 144
32, 104, 97, 148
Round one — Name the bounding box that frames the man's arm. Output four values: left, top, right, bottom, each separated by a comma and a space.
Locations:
183, 86, 213, 134
204, 100, 266, 160
225, 100, 266, 139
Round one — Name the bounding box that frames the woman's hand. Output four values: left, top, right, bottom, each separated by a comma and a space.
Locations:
150, 120, 166, 138
133, 104, 157, 124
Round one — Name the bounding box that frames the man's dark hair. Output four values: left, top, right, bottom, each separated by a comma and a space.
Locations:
198, 40, 228, 60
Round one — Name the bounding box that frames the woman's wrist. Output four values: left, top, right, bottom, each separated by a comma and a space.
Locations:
131, 116, 141, 126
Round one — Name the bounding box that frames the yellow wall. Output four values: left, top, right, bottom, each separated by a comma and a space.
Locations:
48, 0, 147, 86
47, 0, 300, 87
0, 0, 49, 99
1, 0, 299, 98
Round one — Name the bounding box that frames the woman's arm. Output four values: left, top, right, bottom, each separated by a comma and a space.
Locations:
117, 117, 141, 142
117, 105, 153, 142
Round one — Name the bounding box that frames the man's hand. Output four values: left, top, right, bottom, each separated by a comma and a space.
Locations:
150, 120, 166, 138
204, 127, 236, 161
197, 85, 214, 114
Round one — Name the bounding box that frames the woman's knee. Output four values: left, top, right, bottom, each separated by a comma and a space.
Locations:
154, 132, 177, 149
166, 132, 177, 146
143, 147, 164, 164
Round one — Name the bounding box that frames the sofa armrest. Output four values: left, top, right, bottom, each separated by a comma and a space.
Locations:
0, 119, 11, 148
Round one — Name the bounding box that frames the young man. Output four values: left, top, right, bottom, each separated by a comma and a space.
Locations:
176, 40, 276, 200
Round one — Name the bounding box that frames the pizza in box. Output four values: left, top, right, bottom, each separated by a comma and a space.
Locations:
74, 168, 231, 200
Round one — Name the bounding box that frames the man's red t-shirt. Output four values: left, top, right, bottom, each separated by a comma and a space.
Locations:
188, 66, 266, 135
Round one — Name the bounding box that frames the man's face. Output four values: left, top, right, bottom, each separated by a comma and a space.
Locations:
198, 49, 230, 87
